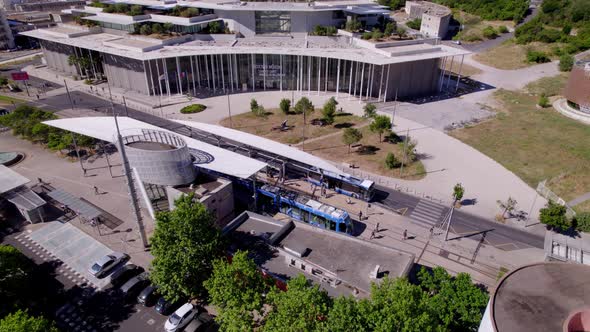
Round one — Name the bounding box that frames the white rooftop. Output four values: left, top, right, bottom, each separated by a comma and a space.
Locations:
174, 120, 345, 176
0, 165, 30, 194
43, 117, 267, 179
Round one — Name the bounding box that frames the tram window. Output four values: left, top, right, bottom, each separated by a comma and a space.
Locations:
341, 182, 358, 193
329, 221, 337, 231
338, 223, 348, 233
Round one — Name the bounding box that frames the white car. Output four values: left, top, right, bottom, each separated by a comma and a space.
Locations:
165, 303, 198, 332
88, 252, 128, 278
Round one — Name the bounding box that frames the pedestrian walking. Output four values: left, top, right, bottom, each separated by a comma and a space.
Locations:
94, 186, 99, 195
429, 226, 434, 235
375, 222, 380, 233
346, 197, 352, 205
370, 230, 376, 240
359, 210, 363, 221
403, 229, 408, 240
37, 177, 43, 184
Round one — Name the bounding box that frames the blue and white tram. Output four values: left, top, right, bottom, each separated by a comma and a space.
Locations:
307, 170, 375, 201
257, 184, 354, 235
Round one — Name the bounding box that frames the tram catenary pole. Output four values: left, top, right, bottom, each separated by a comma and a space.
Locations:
64, 79, 85, 175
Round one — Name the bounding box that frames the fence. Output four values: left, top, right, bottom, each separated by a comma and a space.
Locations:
536, 180, 576, 218
335, 164, 450, 205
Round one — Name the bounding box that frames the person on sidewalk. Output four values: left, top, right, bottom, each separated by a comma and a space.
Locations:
94, 186, 99, 195
346, 197, 352, 205
370, 230, 376, 240
403, 229, 408, 240
37, 177, 43, 184
359, 210, 363, 221
375, 222, 380, 233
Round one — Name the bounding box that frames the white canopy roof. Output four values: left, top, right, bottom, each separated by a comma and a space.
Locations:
0, 165, 29, 194
174, 120, 345, 176
43, 117, 267, 179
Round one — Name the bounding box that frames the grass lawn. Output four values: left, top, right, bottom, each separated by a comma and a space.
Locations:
524, 73, 569, 97
451, 87, 590, 212
474, 39, 563, 70
452, 10, 513, 44
303, 126, 426, 180
442, 60, 482, 78
219, 108, 367, 145
0, 94, 25, 106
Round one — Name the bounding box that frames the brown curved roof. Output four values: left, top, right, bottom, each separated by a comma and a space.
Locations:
491, 262, 590, 332
564, 63, 590, 107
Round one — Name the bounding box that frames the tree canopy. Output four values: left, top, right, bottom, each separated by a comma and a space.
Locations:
342, 128, 363, 154
0, 310, 59, 332
150, 194, 223, 302
293, 97, 314, 115
321, 97, 338, 124
434, 0, 529, 21
539, 200, 570, 232
0, 245, 34, 316
369, 115, 392, 142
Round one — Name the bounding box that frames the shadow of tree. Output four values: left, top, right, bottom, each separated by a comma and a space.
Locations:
334, 122, 353, 129
357, 145, 380, 155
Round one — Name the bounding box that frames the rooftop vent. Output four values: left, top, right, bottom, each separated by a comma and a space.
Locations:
284, 243, 309, 258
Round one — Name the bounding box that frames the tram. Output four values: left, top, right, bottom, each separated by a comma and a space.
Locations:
307, 170, 375, 201
257, 184, 354, 235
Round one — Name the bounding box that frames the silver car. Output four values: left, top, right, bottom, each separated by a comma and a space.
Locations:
88, 252, 128, 278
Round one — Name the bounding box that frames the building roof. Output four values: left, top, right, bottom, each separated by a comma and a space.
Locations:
4, 186, 46, 210
0, 165, 30, 194
223, 211, 415, 297
47, 189, 102, 220
490, 262, 590, 332
21, 27, 470, 64
174, 120, 345, 176
42, 117, 267, 179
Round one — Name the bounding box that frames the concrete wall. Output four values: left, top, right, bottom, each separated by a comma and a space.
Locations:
166, 179, 235, 225
40, 40, 78, 75
217, 10, 255, 36
421, 13, 450, 38
380, 58, 441, 100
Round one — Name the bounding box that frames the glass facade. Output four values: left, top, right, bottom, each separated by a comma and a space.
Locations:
255, 11, 291, 34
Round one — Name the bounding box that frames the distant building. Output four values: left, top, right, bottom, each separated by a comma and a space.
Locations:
563, 60, 590, 114
223, 211, 415, 298
14, 0, 85, 12
405, 1, 451, 38
478, 262, 590, 332
0, 9, 15, 49
0, 165, 46, 223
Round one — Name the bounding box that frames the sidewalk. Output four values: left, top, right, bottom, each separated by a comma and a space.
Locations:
280, 178, 546, 288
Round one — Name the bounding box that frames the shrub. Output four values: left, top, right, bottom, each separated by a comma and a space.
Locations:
498, 25, 509, 33
559, 54, 574, 72
526, 50, 550, 63
279, 98, 290, 114
83, 79, 92, 85
462, 31, 483, 42
538, 94, 550, 108
574, 212, 590, 233
539, 201, 570, 231
293, 97, 314, 115
406, 18, 421, 30
139, 24, 152, 35
250, 98, 259, 113
253, 105, 267, 118
128, 5, 143, 16
372, 29, 384, 40
180, 104, 207, 114
152, 23, 163, 34
363, 103, 377, 118
345, 20, 362, 32
0, 77, 7, 86
384, 22, 395, 36
482, 26, 498, 39
362, 32, 372, 40
537, 28, 561, 43
322, 97, 337, 124
384, 152, 401, 169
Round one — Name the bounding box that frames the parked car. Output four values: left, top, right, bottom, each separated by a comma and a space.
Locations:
165, 303, 198, 332
120, 272, 150, 301
137, 284, 159, 306
184, 312, 215, 332
88, 252, 128, 278
109, 264, 143, 287
155, 297, 184, 315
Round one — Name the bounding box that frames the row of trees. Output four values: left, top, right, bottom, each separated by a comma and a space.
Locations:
0, 105, 95, 154
434, 0, 529, 22
204, 250, 489, 331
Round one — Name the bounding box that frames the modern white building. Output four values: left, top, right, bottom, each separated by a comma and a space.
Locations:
22, 0, 468, 100
404, 1, 451, 38
0, 9, 15, 49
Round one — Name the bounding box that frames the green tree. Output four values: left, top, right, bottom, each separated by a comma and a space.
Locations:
208, 21, 221, 33
279, 98, 291, 114
342, 127, 363, 153
363, 103, 377, 118
482, 25, 498, 39
0, 245, 34, 316
498, 25, 509, 33
407, 18, 422, 30
538, 94, 550, 108
162, 22, 173, 33
128, 5, 143, 16
204, 250, 269, 331
400, 137, 418, 162
453, 183, 465, 203
372, 28, 383, 40
150, 194, 223, 302
396, 26, 407, 38
0, 77, 8, 86
322, 97, 337, 124
559, 54, 574, 72
539, 200, 570, 231
0, 310, 59, 332
497, 197, 517, 220
326, 296, 371, 332
384, 152, 401, 169
263, 275, 332, 332
293, 97, 314, 116
418, 267, 489, 331
384, 22, 396, 36
139, 24, 152, 35
345, 20, 362, 32
369, 115, 391, 142
574, 212, 590, 233
152, 23, 163, 34
250, 98, 259, 113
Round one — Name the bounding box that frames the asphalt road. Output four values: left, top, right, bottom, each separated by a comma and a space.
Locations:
31, 91, 545, 251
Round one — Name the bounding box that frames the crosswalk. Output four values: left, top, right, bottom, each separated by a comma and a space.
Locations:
409, 199, 447, 228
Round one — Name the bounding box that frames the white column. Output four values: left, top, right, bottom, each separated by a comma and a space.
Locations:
336, 58, 341, 99
446, 56, 454, 90
367, 64, 373, 100
211, 55, 217, 92
163, 59, 171, 98
263, 54, 266, 91
176, 57, 182, 95
378, 65, 384, 102
438, 57, 447, 92
220, 54, 225, 93
190, 56, 196, 95
196, 56, 201, 89
280, 54, 283, 91
155, 58, 163, 97
317, 57, 321, 95
455, 55, 464, 92
384, 64, 391, 102
251, 54, 255, 92
359, 63, 365, 103
353, 62, 358, 98
228, 54, 233, 93
324, 57, 328, 93
296, 55, 300, 93
348, 61, 353, 100
147, 60, 156, 96
307, 56, 311, 95
233, 54, 239, 90
205, 55, 211, 90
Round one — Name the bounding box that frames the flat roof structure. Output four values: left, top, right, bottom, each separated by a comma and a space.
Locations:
0, 164, 30, 194
223, 211, 415, 297
43, 117, 267, 179
479, 262, 590, 332
174, 120, 345, 176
